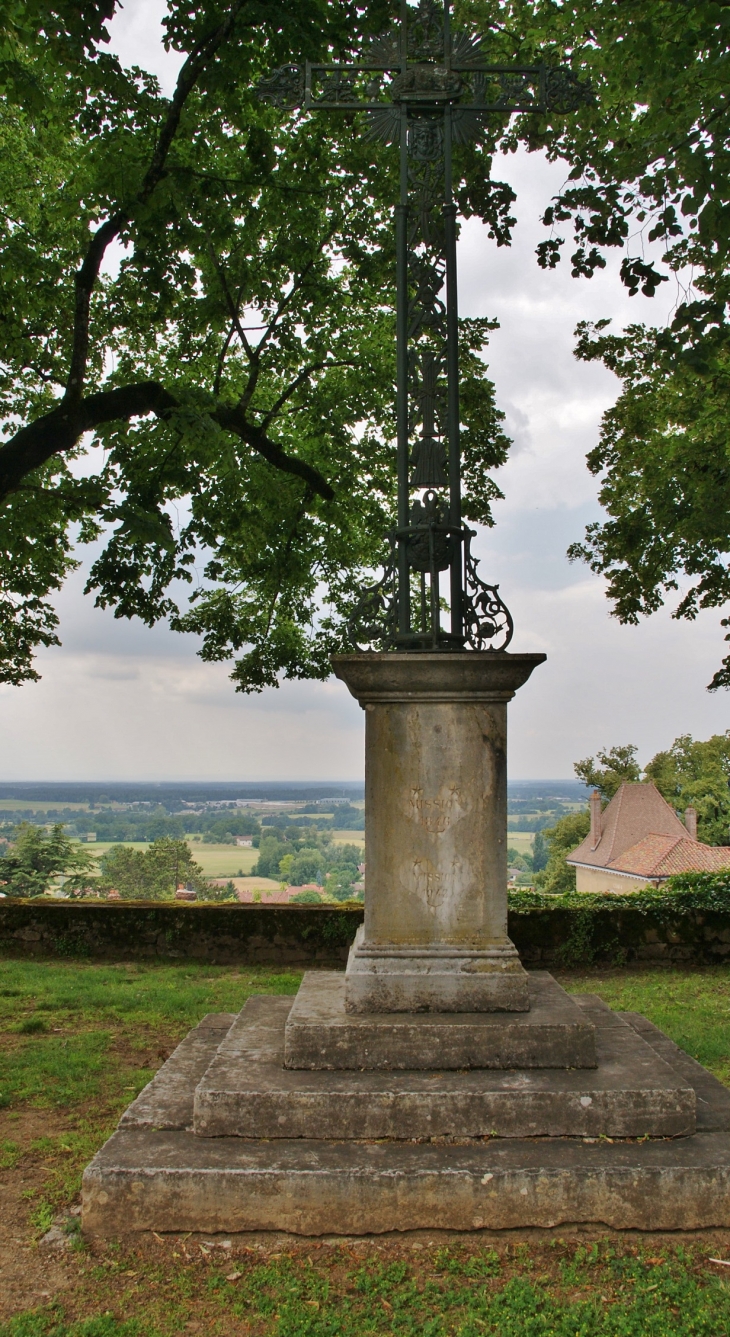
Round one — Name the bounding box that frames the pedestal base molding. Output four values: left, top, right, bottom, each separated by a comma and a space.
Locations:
344, 925, 529, 1013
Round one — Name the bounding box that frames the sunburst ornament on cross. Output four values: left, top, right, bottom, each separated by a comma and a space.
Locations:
257, 0, 592, 654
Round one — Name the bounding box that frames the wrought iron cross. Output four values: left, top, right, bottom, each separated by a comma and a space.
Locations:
258, 0, 591, 653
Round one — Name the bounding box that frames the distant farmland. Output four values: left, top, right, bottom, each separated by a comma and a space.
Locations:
88, 841, 259, 878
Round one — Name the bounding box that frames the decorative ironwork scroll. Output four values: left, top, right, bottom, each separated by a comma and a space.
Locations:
256, 1, 593, 654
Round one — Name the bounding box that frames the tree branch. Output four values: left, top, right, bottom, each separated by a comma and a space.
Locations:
214, 321, 237, 397
64, 0, 248, 407
259, 360, 352, 428
205, 235, 254, 361
213, 404, 334, 499
0, 382, 334, 504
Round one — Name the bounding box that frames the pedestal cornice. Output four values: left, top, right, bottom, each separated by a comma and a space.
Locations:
332, 651, 547, 705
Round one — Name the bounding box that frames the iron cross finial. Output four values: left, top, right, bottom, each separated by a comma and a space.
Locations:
257, 2, 592, 653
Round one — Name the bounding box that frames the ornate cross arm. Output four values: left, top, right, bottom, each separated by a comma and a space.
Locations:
256, 60, 593, 117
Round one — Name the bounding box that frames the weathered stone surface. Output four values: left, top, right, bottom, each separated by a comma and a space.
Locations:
344, 925, 529, 1014
283, 971, 597, 1070
120, 1014, 235, 1131
82, 1128, 730, 1236
620, 1011, 730, 1132
332, 653, 545, 1012
193, 994, 694, 1140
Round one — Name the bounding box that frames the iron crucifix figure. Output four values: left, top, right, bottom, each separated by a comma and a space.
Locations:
258, 0, 591, 653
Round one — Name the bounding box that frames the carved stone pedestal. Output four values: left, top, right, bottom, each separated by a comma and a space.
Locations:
331, 653, 545, 1013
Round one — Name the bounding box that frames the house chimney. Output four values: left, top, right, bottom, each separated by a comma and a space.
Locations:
684, 806, 698, 841
590, 791, 602, 850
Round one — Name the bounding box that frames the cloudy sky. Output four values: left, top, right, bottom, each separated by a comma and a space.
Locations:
0, 1, 727, 783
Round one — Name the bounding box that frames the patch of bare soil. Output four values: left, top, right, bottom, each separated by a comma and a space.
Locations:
0, 1109, 79, 1318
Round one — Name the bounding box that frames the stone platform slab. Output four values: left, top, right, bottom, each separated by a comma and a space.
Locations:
82, 999, 730, 1236
82, 1128, 730, 1235
193, 995, 695, 1140
284, 971, 597, 1070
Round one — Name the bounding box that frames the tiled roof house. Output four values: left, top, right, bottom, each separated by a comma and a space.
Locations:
566, 783, 730, 893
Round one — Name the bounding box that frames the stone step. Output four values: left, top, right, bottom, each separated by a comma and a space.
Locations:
82, 1128, 730, 1236
192, 993, 695, 1140
119, 1013, 236, 1131
283, 971, 597, 1070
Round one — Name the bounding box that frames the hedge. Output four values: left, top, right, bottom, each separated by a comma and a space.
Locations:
1, 872, 730, 966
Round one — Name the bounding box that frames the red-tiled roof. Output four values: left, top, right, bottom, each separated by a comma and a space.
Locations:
567, 782, 730, 880
607, 833, 730, 878
568, 783, 688, 869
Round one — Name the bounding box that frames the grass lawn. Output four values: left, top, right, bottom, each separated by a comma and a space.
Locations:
2, 959, 730, 1333
557, 966, 730, 1086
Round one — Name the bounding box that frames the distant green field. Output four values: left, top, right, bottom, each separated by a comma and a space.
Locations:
86, 841, 259, 878
506, 831, 534, 854
330, 829, 365, 847
0, 800, 96, 812
192, 844, 258, 876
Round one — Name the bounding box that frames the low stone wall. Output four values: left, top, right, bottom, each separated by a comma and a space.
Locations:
510, 903, 730, 968
0, 900, 362, 965
1, 896, 730, 966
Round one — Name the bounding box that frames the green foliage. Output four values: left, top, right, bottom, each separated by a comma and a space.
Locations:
252, 827, 362, 892
534, 809, 591, 895
531, 830, 547, 872
203, 879, 238, 903
507, 847, 533, 875
568, 324, 730, 688
645, 732, 730, 845
289, 888, 322, 903
0, 0, 512, 690
7, 2, 730, 689
0, 823, 95, 897
509, 871, 730, 917
252, 831, 288, 879
97, 838, 207, 900
574, 744, 642, 799
460, 0, 730, 683
278, 846, 323, 886
200, 811, 260, 844
572, 732, 730, 843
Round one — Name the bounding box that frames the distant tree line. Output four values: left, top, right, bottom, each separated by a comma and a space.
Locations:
0, 804, 364, 846
253, 828, 363, 901
61, 806, 263, 845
